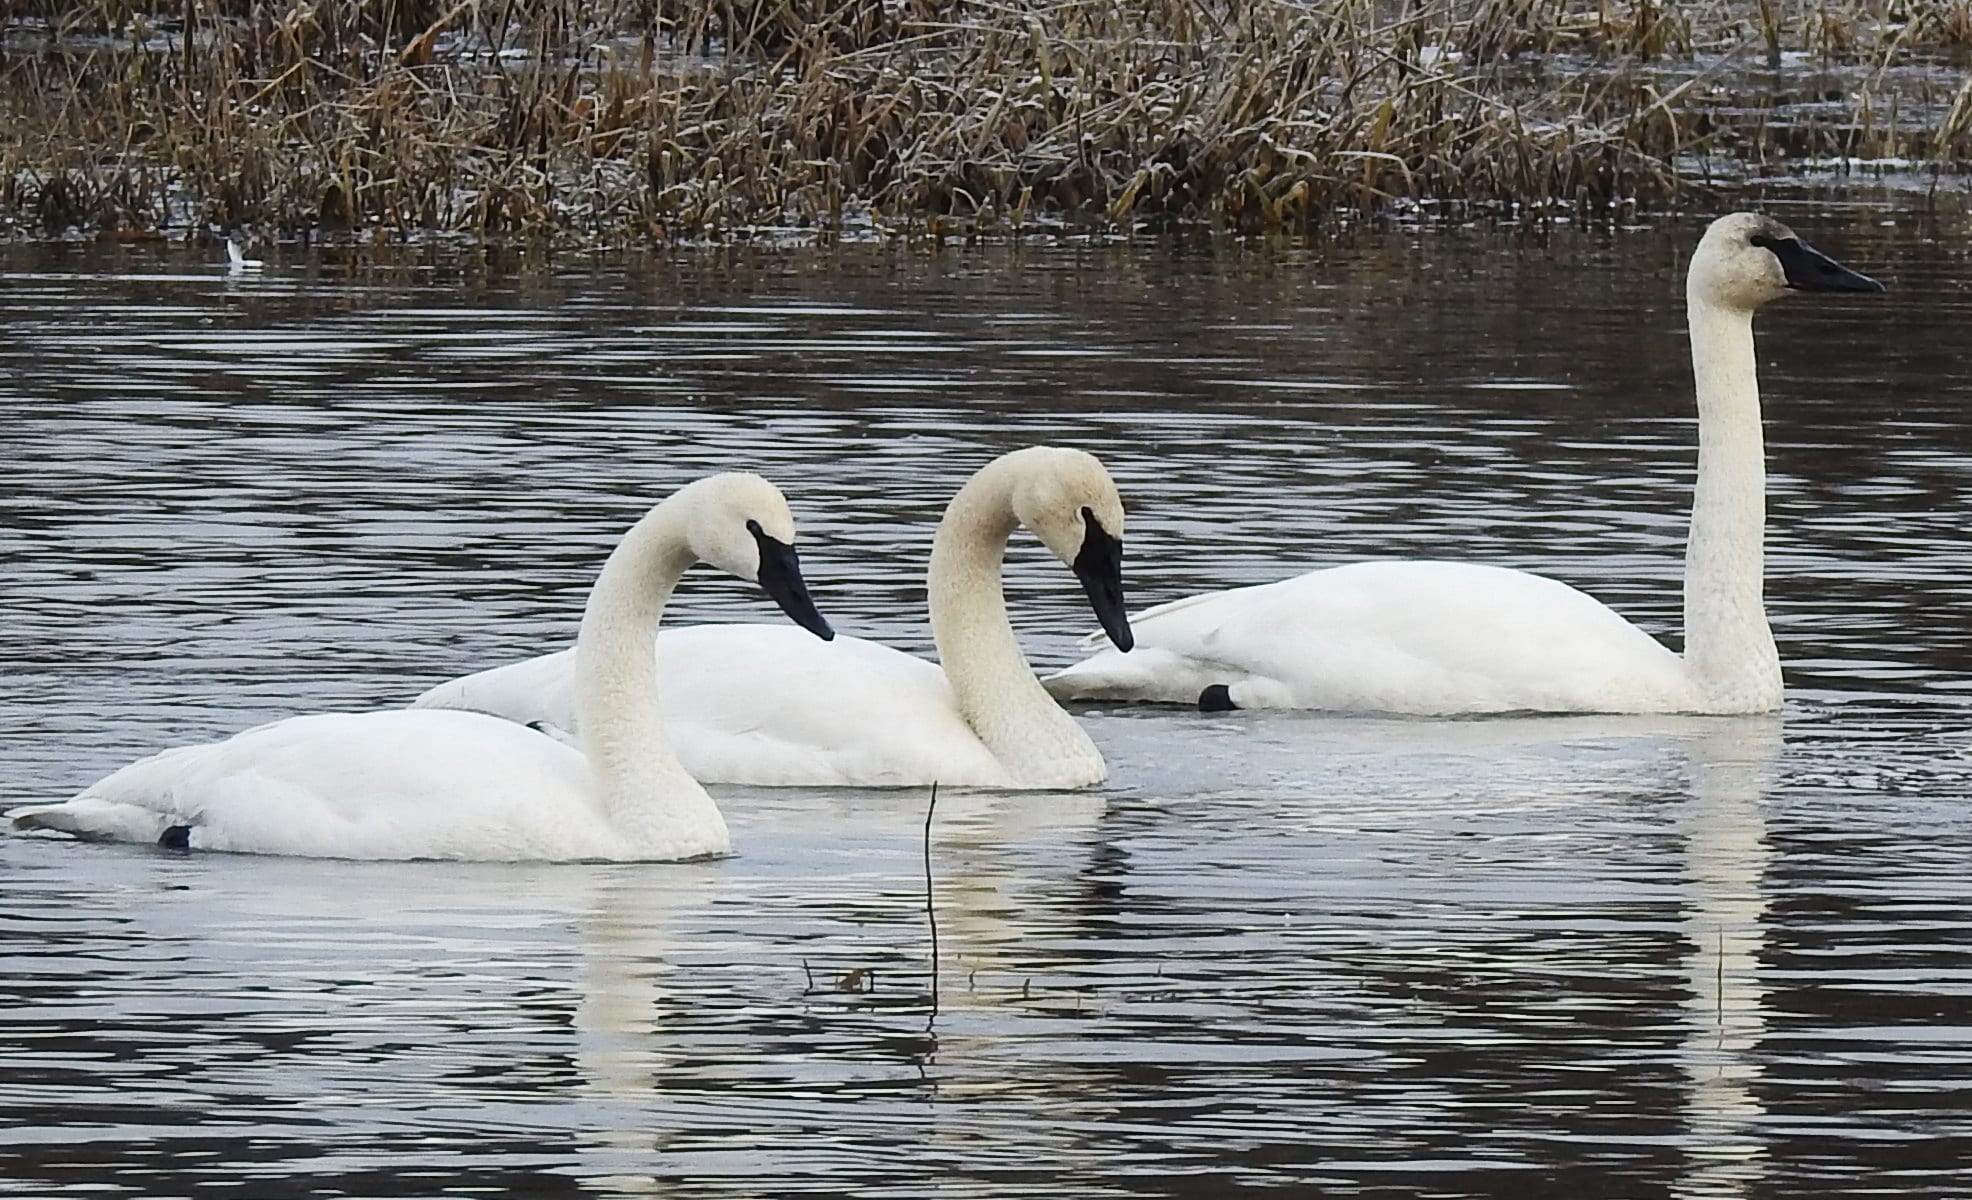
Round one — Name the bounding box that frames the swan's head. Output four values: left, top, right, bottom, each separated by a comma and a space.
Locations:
681, 473, 834, 641
1690, 212, 1883, 310
1005, 447, 1134, 653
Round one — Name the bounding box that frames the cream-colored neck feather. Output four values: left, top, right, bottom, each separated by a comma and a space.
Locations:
1681, 292, 1782, 712
929, 459, 1107, 788
574, 495, 730, 856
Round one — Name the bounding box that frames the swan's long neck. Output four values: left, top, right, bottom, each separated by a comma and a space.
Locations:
1681, 293, 1780, 711
930, 465, 1105, 787
573, 499, 728, 855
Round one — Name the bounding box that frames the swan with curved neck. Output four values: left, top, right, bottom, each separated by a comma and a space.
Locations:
415, 446, 1134, 788
8, 474, 833, 860
1044, 213, 1882, 715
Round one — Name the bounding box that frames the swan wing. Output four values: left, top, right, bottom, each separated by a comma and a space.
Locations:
415, 625, 1008, 788
1045, 561, 1689, 714
9, 710, 619, 859
655, 625, 1007, 787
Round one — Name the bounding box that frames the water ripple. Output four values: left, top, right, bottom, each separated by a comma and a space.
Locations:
3, 215, 1972, 1196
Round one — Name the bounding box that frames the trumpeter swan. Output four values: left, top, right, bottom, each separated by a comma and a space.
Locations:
1043, 212, 1882, 715
8, 474, 834, 860
414, 446, 1133, 789
225, 237, 263, 273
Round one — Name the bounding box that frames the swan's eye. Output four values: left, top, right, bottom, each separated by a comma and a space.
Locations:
1750, 233, 1777, 249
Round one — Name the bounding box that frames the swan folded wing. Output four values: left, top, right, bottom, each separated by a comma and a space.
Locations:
409, 625, 998, 786
655, 625, 1008, 787
662, 626, 1009, 788
1277, 562, 1687, 714
1051, 561, 1688, 714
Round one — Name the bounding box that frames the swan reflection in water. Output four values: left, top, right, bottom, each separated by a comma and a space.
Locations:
562, 780, 1119, 1190
510, 717, 1792, 1196
1675, 717, 1781, 1199
83, 713, 1774, 1193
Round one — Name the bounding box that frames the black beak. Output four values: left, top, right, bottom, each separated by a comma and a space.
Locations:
1071, 506, 1133, 652
747, 521, 834, 641
1755, 234, 1885, 293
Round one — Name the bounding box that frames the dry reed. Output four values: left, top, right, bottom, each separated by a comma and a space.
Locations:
1, 0, 1967, 243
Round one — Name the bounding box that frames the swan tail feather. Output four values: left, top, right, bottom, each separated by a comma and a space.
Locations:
1072, 588, 1233, 649
1044, 646, 1237, 705
525, 720, 580, 747
9, 799, 177, 844
1072, 579, 1269, 646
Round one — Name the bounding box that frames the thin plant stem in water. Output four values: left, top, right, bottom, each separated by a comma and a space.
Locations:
925, 781, 940, 1024
1717, 925, 1726, 1031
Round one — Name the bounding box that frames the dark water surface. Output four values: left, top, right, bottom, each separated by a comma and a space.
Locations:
4, 204, 1972, 1197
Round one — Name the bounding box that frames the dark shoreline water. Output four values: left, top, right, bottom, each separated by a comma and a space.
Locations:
2, 201, 1970, 1197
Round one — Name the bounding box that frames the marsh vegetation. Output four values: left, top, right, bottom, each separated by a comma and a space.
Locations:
3, 0, 1969, 243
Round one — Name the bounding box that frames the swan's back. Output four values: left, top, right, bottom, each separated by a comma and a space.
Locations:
1046, 561, 1690, 714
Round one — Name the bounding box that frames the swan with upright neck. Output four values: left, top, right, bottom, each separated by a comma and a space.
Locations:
414, 446, 1134, 788
8, 474, 834, 859
1044, 213, 1882, 715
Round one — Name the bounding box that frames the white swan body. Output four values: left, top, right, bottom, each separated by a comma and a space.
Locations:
1058, 561, 1695, 714
9, 474, 834, 860
1045, 212, 1882, 715
225, 237, 263, 272
415, 446, 1135, 789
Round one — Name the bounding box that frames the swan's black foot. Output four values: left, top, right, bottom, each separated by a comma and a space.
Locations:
158, 824, 192, 851
1199, 684, 1239, 713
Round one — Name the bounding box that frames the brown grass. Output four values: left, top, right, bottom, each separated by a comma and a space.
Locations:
1, 0, 1968, 243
